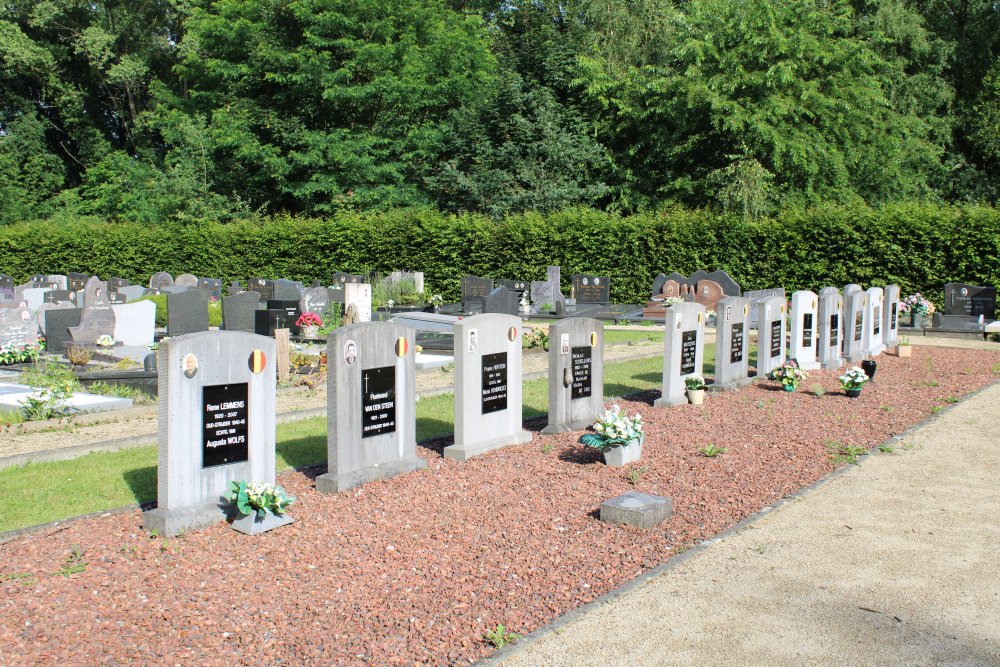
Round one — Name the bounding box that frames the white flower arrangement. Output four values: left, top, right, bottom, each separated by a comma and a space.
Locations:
386, 299, 396, 309
663, 296, 684, 306
579, 404, 645, 450
838, 366, 869, 390
429, 294, 444, 307
96, 334, 115, 347
684, 374, 706, 390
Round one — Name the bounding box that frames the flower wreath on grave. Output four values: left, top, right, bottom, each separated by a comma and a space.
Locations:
579, 404, 645, 451
224, 480, 295, 519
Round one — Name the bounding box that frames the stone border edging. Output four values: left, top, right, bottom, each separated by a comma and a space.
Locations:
471, 376, 1000, 666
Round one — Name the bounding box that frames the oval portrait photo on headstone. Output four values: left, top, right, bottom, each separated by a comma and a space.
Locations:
182, 353, 198, 379
344, 339, 358, 366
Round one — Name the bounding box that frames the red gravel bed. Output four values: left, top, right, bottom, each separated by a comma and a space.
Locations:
2, 347, 998, 666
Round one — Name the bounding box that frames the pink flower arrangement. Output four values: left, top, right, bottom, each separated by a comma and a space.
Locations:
899, 293, 935, 316
296, 312, 323, 327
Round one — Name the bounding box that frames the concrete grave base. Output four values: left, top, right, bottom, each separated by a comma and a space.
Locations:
315, 455, 427, 493
444, 429, 532, 462
652, 394, 689, 408
541, 419, 593, 435
143, 501, 228, 537
600, 492, 674, 529
821, 358, 844, 371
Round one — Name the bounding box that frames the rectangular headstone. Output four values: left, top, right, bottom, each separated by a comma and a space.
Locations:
712, 296, 752, 391
44, 307, 83, 356
197, 278, 223, 302
142, 331, 277, 537
571, 274, 611, 304
756, 295, 787, 376
344, 283, 372, 323
944, 282, 996, 318
883, 285, 900, 347
68, 277, 116, 345
543, 318, 605, 432
112, 300, 157, 347
300, 287, 333, 319
445, 314, 532, 460
316, 321, 425, 493
43, 289, 78, 306
789, 291, 820, 370
864, 287, 885, 357
843, 290, 867, 363
482, 286, 519, 316
0, 306, 39, 348
167, 289, 210, 336
67, 272, 88, 291
117, 285, 149, 302
746, 288, 785, 327
247, 278, 274, 301
654, 303, 706, 407
222, 291, 261, 333
266, 300, 302, 334
817, 287, 844, 371
461, 276, 494, 313
530, 266, 564, 307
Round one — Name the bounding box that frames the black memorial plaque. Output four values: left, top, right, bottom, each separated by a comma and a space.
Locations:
730, 323, 744, 363
830, 314, 840, 347
361, 366, 396, 438
891, 303, 897, 329
854, 310, 863, 341
802, 313, 814, 348
481, 352, 508, 414
770, 319, 782, 358
202, 383, 249, 468
108, 290, 127, 304
873, 306, 881, 335
571, 274, 611, 304
571, 346, 592, 400
680, 330, 698, 375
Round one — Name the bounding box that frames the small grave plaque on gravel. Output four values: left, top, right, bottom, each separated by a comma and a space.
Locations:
600, 492, 674, 529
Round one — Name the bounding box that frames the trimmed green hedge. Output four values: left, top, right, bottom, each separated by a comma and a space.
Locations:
2, 203, 997, 304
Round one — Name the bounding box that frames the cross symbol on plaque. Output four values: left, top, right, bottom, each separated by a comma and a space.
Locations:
363, 372, 369, 394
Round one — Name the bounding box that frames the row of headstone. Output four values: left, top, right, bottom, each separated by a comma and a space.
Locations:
145, 316, 609, 534
653, 285, 902, 397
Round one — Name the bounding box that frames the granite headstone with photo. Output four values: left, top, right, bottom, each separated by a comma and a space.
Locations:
68, 277, 116, 345
654, 302, 706, 407
0, 306, 39, 348
543, 318, 604, 432
142, 331, 277, 537
712, 296, 752, 391
943, 282, 996, 319
317, 321, 425, 493
446, 314, 532, 460
571, 274, 611, 304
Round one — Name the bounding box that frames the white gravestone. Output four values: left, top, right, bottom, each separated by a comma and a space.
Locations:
883, 284, 900, 348
817, 287, 844, 371
345, 283, 372, 323
317, 321, 425, 493
844, 290, 868, 363
864, 286, 885, 357
543, 317, 605, 432
756, 295, 787, 376
654, 302, 706, 407
712, 296, 752, 391
142, 331, 277, 537
445, 314, 532, 460
788, 291, 820, 370
112, 300, 157, 346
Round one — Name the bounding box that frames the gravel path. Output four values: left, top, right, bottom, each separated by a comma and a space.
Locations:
0, 339, 662, 462
0, 345, 997, 665
493, 367, 1000, 666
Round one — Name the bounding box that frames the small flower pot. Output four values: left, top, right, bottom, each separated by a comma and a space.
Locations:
687, 389, 705, 405
845, 388, 862, 399
782, 383, 796, 392
602, 437, 644, 467
301, 325, 320, 339
231, 511, 294, 536
896, 345, 912, 358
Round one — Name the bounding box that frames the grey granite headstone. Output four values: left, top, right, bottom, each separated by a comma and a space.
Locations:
461, 276, 494, 313
817, 287, 843, 371
112, 300, 157, 346
45, 307, 83, 355
844, 290, 867, 363
300, 287, 333, 318
37, 301, 75, 335
167, 289, 210, 336
944, 282, 996, 318
543, 318, 605, 432
77, 280, 108, 309
68, 277, 116, 345
600, 492, 673, 529
143, 331, 277, 537
317, 321, 425, 493
272, 281, 303, 302
482, 286, 519, 316
445, 314, 532, 461
712, 296, 752, 391
746, 288, 785, 327
19, 287, 52, 311
44, 289, 78, 305
175, 273, 199, 288
117, 285, 149, 302
108, 277, 130, 291
756, 295, 787, 376
571, 274, 611, 304
222, 291, 261, 333
654, 302, 706, 408
248, 277, 274, 301
0, 306, 39, 348
789, 291, 820, 370
0, 274, 15, 302
531, 266, 565, 307
45, 275, 68, 290
864, 287, 885, 357
197, 278, 223, 301
883, 285, 900, 347
227, 281, 244, 297
149, 272, 174, 289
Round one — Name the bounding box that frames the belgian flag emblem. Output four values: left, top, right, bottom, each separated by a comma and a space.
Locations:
248, 349, 267, 374
590, 331, 598, 346
394, 337, 409, 358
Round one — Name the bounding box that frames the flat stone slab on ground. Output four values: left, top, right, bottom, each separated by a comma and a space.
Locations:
414, 352, 454, 370
600, 491, 674, 529
0, 384, 133, 415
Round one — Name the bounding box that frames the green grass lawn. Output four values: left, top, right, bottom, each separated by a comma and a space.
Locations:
0, 343, 740, 534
